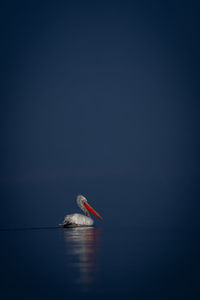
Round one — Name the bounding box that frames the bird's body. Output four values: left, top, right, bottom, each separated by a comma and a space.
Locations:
61, 195, 102, 228
63, 213, 94, 227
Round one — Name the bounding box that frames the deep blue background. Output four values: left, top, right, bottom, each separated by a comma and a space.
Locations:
0, 1, 200, 299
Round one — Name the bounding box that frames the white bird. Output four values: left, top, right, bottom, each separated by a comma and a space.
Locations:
61, 195, 103, 227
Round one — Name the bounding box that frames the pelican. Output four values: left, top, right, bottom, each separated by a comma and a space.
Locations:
61, 195, 103, 227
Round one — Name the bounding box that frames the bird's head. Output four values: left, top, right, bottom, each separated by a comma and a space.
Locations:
76, 195, 103, 220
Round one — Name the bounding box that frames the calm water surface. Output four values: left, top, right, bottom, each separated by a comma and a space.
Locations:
1, 223, 200, 300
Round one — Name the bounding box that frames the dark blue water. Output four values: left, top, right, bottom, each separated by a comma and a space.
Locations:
1, 179, 200, 299
1, 219, 200, 299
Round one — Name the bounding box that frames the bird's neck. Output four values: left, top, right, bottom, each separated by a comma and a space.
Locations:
83, 208, 90, 218
77, 198, 90, 218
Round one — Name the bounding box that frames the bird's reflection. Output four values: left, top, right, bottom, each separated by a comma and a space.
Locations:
64, 227, 101, 290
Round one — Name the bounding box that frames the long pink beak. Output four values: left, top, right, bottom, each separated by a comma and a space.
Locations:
84, 202, 103, 220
